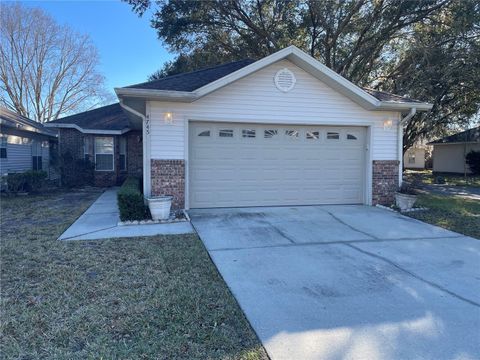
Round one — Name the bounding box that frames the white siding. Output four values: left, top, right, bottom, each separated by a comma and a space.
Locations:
0, 144, 32, 174
148, 60, 400, 161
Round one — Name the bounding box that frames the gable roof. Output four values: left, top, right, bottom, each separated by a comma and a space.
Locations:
115, 46, 432, 112
0, 107, 57, 137
127, 59, 256, 92
45, 103, 131, 134
428, 126, 480, 145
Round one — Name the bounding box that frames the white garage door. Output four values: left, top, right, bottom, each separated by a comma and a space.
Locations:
189, 122, 366, 208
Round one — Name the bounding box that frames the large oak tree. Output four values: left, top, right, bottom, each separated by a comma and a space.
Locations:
126, 0, 480, 151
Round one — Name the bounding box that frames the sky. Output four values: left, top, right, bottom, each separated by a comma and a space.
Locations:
20, 0, 174, 93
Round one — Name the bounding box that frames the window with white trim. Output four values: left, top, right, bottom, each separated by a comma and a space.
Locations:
119, 137, 127, 171
95, 137, 114, 171
0, 135, 7, 159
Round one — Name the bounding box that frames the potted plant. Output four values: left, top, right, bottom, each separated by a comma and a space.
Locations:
395, 183, 418, 211
147, 195, 173, 220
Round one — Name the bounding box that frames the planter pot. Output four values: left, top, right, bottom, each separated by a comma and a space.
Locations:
395, 192, 417, 211
147, 196, 173, 220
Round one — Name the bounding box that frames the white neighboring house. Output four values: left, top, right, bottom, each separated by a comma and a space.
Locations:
0, 107, 58, 179
428, 126, 480, 174
404, 146, 427, 169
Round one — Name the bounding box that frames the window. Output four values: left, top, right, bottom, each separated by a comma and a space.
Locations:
242, 129, 256, 138
285, 130, 299, 138
32, 141, 42, 171
408, 154, 416, 164
119, 137, 127, 171
306, 131, 319, 140
198, 130, 210, 137
83, 136, 93, 162
327, 132, 340, 140
347, 134, 357, 140
264, 129, 278, 138
0, 135, 7, 158
219, 129, 233, 138
95, 137, 114, 171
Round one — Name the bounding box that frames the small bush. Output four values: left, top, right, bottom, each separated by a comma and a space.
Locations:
434, 175, 446, 184
5, 170, 47, 193
398, 182, 417, 195
117, 177, 148, 221
466, 150, 480, 175
60, 151, 94, 187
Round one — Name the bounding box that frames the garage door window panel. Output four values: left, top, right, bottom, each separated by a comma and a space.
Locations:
198, 130, 211, 137
327, 132, 340, 140
219, 129, 234, 138
306, 131, 320, 140
285, 130, 299, 139
242, 129, 256, 138
264, 129, 279, 139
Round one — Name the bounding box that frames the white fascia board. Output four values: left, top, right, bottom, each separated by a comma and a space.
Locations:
115, 87, 196, 102
376, 102, 433, 111
44, 122, 129, 135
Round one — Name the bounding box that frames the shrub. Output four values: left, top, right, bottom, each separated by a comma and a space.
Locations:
466, 150, 480, 175
5, 170, 47, 193
117, 177, 148, 221
23, 170, 47, 192
434, 175, 446, 184
59, 151, 94, 187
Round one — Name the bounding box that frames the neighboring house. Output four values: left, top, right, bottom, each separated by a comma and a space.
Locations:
403, 146, 427, 169
428, 126, 480, 174
0, 107, 58, 179
45, 103, 143, 186
48, 46, 433, 208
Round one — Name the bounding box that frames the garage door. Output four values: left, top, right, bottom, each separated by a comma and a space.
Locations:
189, 122, 366, 208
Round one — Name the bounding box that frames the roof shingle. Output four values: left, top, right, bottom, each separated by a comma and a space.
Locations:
47, 103, 130, 132
428, 126, 480, 144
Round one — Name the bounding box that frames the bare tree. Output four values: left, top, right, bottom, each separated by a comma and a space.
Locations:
0, 3, 111, 123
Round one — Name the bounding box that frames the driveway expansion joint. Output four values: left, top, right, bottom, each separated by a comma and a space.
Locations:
345, 242, 480, 308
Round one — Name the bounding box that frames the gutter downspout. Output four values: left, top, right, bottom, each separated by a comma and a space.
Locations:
119, 99, 151, 197
398, 108, 416, 186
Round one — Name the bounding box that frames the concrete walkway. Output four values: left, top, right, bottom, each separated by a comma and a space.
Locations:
190, 206, 480, 360
59, 188, 193, 240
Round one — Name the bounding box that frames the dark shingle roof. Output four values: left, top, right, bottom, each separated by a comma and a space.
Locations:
47, 103, 130, 132
125, 59, 426, 104
362, 88, 424, 104
428, 126, 480, 144
0, 107, 57, 137
126, 59, 256, 92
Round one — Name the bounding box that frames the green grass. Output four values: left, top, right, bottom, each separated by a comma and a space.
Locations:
404, 169, 480, 187
405, 194, 480, 239
0, 190, 267, 359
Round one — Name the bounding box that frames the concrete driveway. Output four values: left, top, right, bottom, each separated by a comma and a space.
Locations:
189, 206, 480, 360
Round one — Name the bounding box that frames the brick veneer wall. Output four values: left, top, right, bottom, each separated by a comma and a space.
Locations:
58, 128, 143, 187
372, 160, 399, 205
151, 159, 185, 209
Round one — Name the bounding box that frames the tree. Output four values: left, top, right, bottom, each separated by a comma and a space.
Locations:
125, 0, 479, 150
0, 3, 111, 123
466, 151, 480, 175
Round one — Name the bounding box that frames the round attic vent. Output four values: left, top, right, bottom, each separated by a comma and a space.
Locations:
274, 68, 296, 92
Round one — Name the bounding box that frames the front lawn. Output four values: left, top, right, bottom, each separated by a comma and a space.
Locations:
0, 190, 267, 359
404, 169, 480, 187
405, 194, 480, 239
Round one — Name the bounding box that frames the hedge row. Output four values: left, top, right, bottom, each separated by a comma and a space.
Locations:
117, 177, 148, 221
5, 170, 48, 193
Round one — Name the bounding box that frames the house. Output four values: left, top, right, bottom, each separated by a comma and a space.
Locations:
0, 107, 58, 179
428, 126, 480, 174
45, 103, 143, 186
403, 145, 428, 169
47, 46, 433, 208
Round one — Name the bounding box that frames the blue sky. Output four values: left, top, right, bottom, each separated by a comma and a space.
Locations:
20, 0, 174, 93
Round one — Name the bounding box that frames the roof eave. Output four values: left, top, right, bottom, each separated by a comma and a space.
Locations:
44, 122, 130, 135
1, 118, 57, 137
115, 87, 197, 102
376, 102, 433, 112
